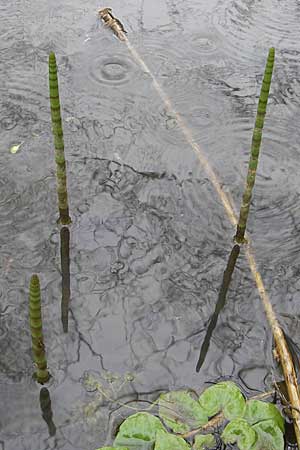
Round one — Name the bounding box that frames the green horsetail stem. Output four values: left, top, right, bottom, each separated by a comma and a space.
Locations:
235, 48, 275, 244
48, 52, 71, 225
29, 274, 50, 384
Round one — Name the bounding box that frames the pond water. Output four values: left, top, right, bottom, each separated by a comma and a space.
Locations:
1, 0, 300, 448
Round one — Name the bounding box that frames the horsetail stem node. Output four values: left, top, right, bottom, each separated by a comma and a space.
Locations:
29, 274, 50, 384
234, 47, 275, 244
48, 51, 71, 225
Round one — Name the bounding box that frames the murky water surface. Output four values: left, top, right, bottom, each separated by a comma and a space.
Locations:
1, 0, 300, 448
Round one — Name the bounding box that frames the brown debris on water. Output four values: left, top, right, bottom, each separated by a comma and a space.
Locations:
99, 8, 127, 41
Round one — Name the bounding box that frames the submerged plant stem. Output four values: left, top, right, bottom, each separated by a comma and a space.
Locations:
235, 48, 275, 244
49, 52, 71, 225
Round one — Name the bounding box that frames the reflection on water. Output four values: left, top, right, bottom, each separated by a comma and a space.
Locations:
196, 245, 240, 372
39, 387, 56, 437
1, 0, 300, 448
61, 226, 71, 333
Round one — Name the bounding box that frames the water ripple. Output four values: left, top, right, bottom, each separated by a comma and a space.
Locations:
90, 55, 133, 86
211, 0, 300, 65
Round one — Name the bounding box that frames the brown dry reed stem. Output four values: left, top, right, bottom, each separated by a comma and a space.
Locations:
49, 51, 71, 225
235, 48, 275, 244
29, 274, 50, 384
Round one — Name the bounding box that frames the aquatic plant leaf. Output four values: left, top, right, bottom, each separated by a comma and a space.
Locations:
113, 436, 155, 449
193, 434, 216, 449
198, 381, 246, 420
243, 400, 284, 432
221, 418, 257, 450
252, 419, 284, 450
159, 390, 208, 432
114, 412, 166, 444
95, 447, 130, 450
154, 430, 191, 450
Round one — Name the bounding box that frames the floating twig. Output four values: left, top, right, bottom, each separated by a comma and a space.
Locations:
99, 8, 127, 41
29, 274, 50, 384
48, 52, 71, 225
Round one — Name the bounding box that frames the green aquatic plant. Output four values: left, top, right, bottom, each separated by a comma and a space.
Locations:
29, 274, 50, 384
48, 51, 71, 225
235, 47, 275, 244
95, 381, 284, 450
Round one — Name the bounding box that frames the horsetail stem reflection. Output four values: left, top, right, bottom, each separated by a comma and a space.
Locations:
39, 387, 56, 436
48, 52, 71, 225
196, 245, 240, 372
60, 226, 70, 333
29, 275, 50, 384
235, 48, 275, 244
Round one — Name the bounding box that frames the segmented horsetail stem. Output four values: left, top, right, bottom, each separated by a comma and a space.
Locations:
48, 52, 71, 225
60, 227, 70, 333
235, 48, 275, 244
29, 274, 50, 384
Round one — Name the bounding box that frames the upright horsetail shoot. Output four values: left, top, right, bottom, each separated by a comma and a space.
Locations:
48, 51, 72, 225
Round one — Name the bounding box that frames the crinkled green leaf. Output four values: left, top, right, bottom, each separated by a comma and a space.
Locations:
154, 430, 191, 450
198, 382, 246, 420
243, 400, 284, 432
159, 390, 208, 433
114, 412, 166, 443
193, 434, 216, 449
95, 447, 130, 450
252, 419, 284, 450
114, 436, 155, 449
222, 418, 257, 450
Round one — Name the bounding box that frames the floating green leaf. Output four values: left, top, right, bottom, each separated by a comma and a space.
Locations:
193, 434, 216, 449
114, 412, 166, 448
222, 418, 257, 450
252, 419, 284, 450
243, 400, 284, 432
198, 381, 246, 420
159, 390, 208, 433
95, 447, 130, 450
113, 436, 154, 449
154, 430, 190, 450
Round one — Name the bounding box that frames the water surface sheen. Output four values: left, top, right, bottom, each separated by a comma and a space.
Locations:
1, 0, 300, 449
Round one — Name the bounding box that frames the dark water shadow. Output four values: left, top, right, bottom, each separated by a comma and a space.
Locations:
196, 244, 240, 372
39, 387, 56, 437
60, 226, 70, 333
